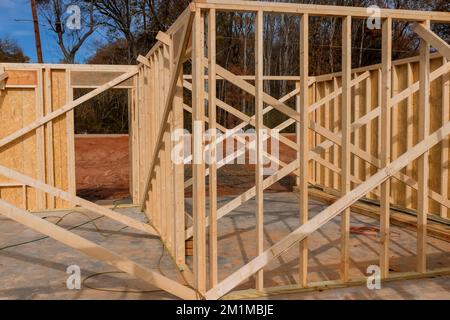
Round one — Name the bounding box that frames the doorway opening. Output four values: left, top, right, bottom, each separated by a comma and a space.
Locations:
73, 88, 132, 204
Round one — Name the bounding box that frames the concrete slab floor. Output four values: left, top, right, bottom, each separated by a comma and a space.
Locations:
0, 192, 449, 300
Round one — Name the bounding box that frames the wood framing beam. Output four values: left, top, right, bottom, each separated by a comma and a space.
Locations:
364, 75, 373, 198
340, 15, 351, 282
310, 52, 443, 83
255, 9, 264, 291
192, 8, 207, 295
44, 68, 55, 209
0, 72, 8, 83
413, 23, 450, 60
390, 62, 450, 107
0, 69, 138, 149
332, 77, 339, 189
0, 200, 197, 300
174, 73, 187, 266
139, 11, 195, 211
183, 80, 302, 160
441, 57, 450, 218
224, 268, 450, 300
0, 63, 136, 72
298, 13, 309, 288
163, 43, 173, 254
309, 71, 370, 113
208, 8, 218, 289
65, 70, 76, 201
314, 61, 450, 191
187, 64, 450, 220
182, 98, 299, 181
417, 20, 431, 273
137, 55, 151, 68
156, 31, 172, 46
205, 121, 450, 300
181, 96, 301, 179
35, 68, 46, 209
185, 159, 299, 239
194, 0, 450, 22
203, 62, 368, 137
214, 62, 301, 122
312, 90, 450, 211
405, 63, 414, 212
296, 81, 301, 188
182, 100, 272, 165
184, 101, 446, 240
340, 61, 449, 134
181, 102, 292, 192
184, 74, 317, 82
183, 111, 368, 238
0, 165, 158, 236
0, 67, 8, 90
141, 5, 193, 63
183, 64, 450, 241
380, 17, 392, 278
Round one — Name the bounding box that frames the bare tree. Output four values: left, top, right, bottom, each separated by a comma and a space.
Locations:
0, 38, 29, 62
37, 0, 99, 63
93, 0, 138, 64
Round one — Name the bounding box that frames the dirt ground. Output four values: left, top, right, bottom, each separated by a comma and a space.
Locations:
75, 135, 131, 201
75, 134, 297, 201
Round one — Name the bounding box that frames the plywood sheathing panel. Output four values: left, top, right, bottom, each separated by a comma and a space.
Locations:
48, 69, 69, 209
4, 70, 37, 87
0, 68, 74, 210
71, 71, 134, 88
0, 88, 38, 209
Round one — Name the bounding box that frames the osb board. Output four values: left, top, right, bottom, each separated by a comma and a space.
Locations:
0, 68, 73, 210
71, 71, 134, 88
45, 69, 70, 209
0, 88, 38, 210
4, 70, 37, 86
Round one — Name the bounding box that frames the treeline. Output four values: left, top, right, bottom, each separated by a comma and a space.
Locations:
36, 0, 191, 134
0, 38, 29, 63
86, 0, 448, 131
211, 0, 449, 128
36, 0, 190, 64
3, 1, 448, 133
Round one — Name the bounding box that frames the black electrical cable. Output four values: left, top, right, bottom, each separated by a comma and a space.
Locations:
0, 202, 122, 252
0, 212, 104, 252
82, 271, 163, 294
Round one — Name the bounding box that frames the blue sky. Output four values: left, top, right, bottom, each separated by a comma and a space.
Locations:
0, 0, 105, 63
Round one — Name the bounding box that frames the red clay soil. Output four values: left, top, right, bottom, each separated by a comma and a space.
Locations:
75, 135, 131, 201
75, 134, 297, 201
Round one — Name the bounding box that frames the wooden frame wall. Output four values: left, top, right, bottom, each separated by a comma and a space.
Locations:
137, 1, 449, 300
0, 63, 137, 210
0, 24, 200, 298
0, 1, 449, 300
311, 54, 450, 220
